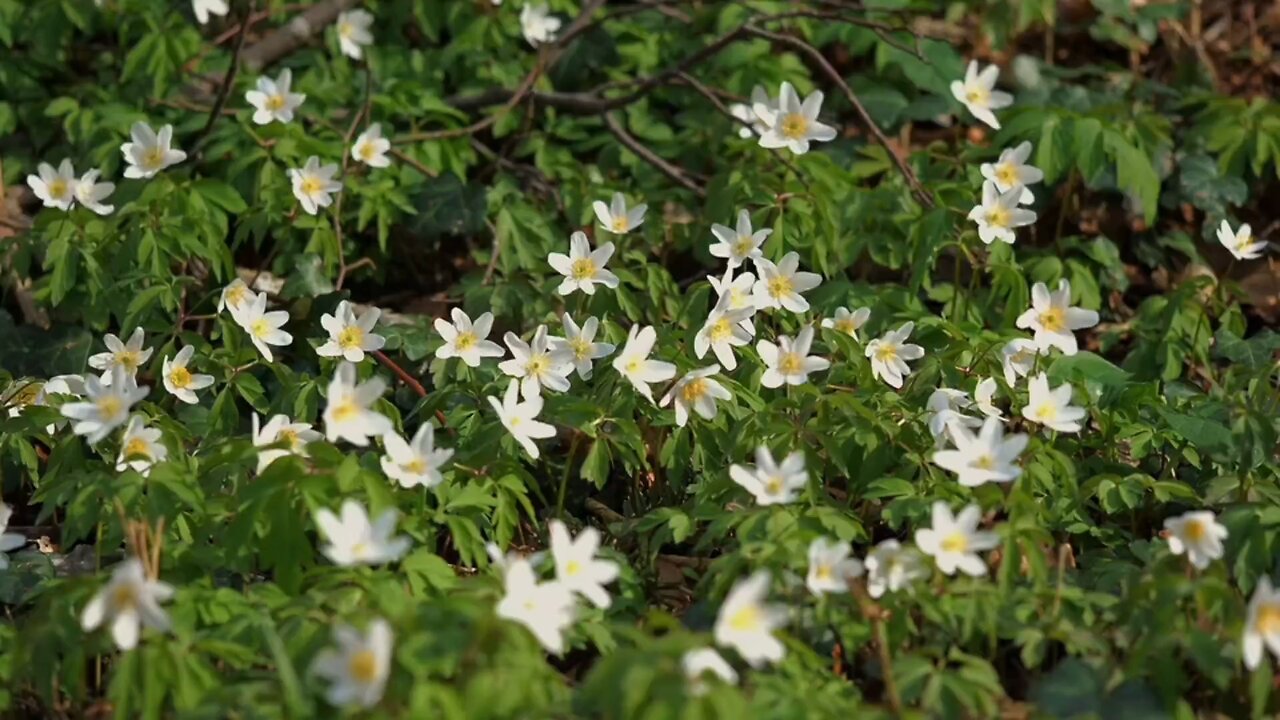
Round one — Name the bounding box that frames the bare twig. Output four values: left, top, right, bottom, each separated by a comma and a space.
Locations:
603, 112, 707, 197
194, 0, 255, 146
850, 579, 903, 716
334, 67, 373, 290
371, 350, 454, 435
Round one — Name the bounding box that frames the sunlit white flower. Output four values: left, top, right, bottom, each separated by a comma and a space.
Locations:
89, 327, 153, 380
311, 619, 393, 709
434, 308, 504, 367
218, 278, 252, 315
593, 192, 646, 235
969, 181, 1036, 245
1217, 220, 1267, 261
821, 306, 870, 342
865, 322, 925, 389
660, 365, 730, 427
74, 169, 116, 216
121, 122, 186, 179
115, 415, 166, 476
317, 300, 385, 363
231, 291, 292, 363
549, 520, 619, 608
933, 416, 1027, 488
251, 413, 320, 474
26, 159, 77, 211
496, 556, 576, 653
752, 252, 821, 313
380, 424, 453, 489
245, 68, 305, 126
755, 81, 837, 155
487, 379, 556, 460
323, 362, 391, 445
519, 2, 561, 46
925, 387, 981, 447
974, 377, 1002, 418
695, 291, 754, 371
714, 571, 786, 667
729, 85, 773, 139
612, 325, 676, 404
1163, 510, 1227, 571
192, 0, 229, 24
1015, 279, 1098, 356
682, 647, 738, 695
1243, 577, 1280, 671
980, 142, 1042, 204
709, 268, 757, 334
351, 123, 391, 168
806, 537, 864, 595
0, 504, 25, 569
500, 325, 573, 397
710, 209, 770, 269
1000, 338, 1039, 386
336, 9, 374, 60
548, 231, 618, 296
289, 156, 341, 216
550, 314, 614, 380
864, 540, 928, 598
161, 346, 214, 405
915, 502, 999, 577
730, 446, 807, 506
950, 60, 1013, 130
81, 558, 173, 651
1021, 372, 1086, 433
758, 325, 829, 388
315, 499, 409, 567
61, 367, 148, 444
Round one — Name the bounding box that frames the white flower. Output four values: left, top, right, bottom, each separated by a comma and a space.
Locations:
925, 387, 981, 447
729, 85, 773, 139
80, 558, 174, 651
314, 499, 410, 567
380, 424, 453, 489
496, 556, 577, 654
548, 231, 619, 295
519, 2, 561, 47
499, 325, 573, 397
245, 68, 305, 125
694, 291, 754, 371
932, 416, 1027, 488
26, 159, 78, 211
713, 571, 786, 667
61, 367, 148, 444
1015, 279, 1099, 356
969, 181, 1037, 245
434, 308, 504, 367
336, 9, 374, 60
806, 537, 864, 595
950, 60, 1013, 130
864, 540, 928, 598
612, 325, 676, 404
192, 0, 229, 24
974, 377, 1002, 418
88, 327, 154, 380
1243, 577, 1280, 670
549, 520, 619, 608
120, 122, 186, 179
218, 278, 252, 315
487, 379, 557, 460
161, 346, 214, 405
708, 268, 757, 334
1000, 338, 1039, 386
251, 413, 320, 474
980, 142, 1043, 204
752, 252, 821, 313
755, 81, 837, 155
550, 314, 615, 380
323, 362, 392, 446
914, 502, 999, 577
593, 192, 646, 235
317, 300, 385, 363
114, 415, 166, 476
729, 446, 807, 506
231, 291, 293, 363
0, 504, 27, 569
1021, 372, 1086, 433
682, 647, 738, 696
311, 619, 393, 709
288, 156, 342, 216
75, 169, 116, 216
660, 365, 730, 427
865, 322, 925, 389
758, 325, 829, 388
821, 306, 871, 342
351, 123, 391, 168
1162, 510, 1227, 571
1217, 220, 1267, 261
709, 209, 770, 269
7, 374, 84, 434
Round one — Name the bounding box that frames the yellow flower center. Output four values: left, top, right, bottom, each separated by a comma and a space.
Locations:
1183, 519, 1205, 541
225, 284, 248, 307
815, 564, 832, 580
338, 325, 364, 351
123, 437, 151, 459
1038, 307, 1065, 333
610, 216, 629, 233
778, 352, 802, 375
1257, 603, 1280, 636
728, 289, 749, 309
526, 355, 549, 377
565, 560, 582, 577
265, 94, 286, 112
965, 87, 988, 106
986, 207, 1010, 228
338, 21, 354, 39
767, 275, 792, 299
359, 142, 377, 161
732, 237, 755, 257
348, 649, 378, 683
680, 378, 707, 403
251, 318, 272, 340
403, 459, 427, 475
570, 257, 596, 281
455, 332, 476, 351
874, 344, 898, 362
96, 396, 123, 421
624, 358, 641, 374
143, 147, 166, 169
708, 318, 733, 343
331, 399, 360, 422
940, 532, 969, 553
112, 584, 137, 609
973, 454, 995, 470
835, 319, 857, 336
764, 477, 783, 495
300, 177, 323, 196
279, 429, 300, 448
508, 415, 522, 428
994, 163, 1018, 187
569, 338, 591, 361
117, 350, 142, 372
48, 179, 69, 198
728, 604, 761, 632
779, 113, 809, 140
168, 366, 191, 389
1035, 403, 1058, 422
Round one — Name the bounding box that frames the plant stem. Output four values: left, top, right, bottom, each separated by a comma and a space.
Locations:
557, 432, 583, 518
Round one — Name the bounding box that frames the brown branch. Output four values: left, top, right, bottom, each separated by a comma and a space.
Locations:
333, 67, 373, 291
240, 0, 361, 74
849, 579, 904, 716
194, 0, 255, 147
603, 112, 707, 198
371, 350, 453, 434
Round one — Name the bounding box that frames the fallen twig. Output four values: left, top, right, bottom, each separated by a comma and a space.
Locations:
604, 112, 707, 198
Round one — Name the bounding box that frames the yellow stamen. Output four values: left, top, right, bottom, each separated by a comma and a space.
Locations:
348, 650, 378, 683
939, 533, 968, 553
167, 366, 191, 389
570, 258, 597, 281
779, 113, 809, 140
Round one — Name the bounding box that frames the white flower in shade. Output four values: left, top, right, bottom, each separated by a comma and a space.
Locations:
612, 325, 676, 404
519, 2, 561, 47
550, 314, 614, 380
752, 253, 821, 313
1162, 510, 1228, 571
80, 558, 173, 651
709, 268, 757, 334
1015, 279, 1099, 356
487, 379, 556, 460
317, 300, 385, 363
288, 156, 342, 216
161, 346, 214, 405
713, 571, 786, 667
1021, 373, 1086, 433
548, 231, 619, 296
311, 620, 393, 709
75, 169, 116, 215
821, 306, 871, 342
915, 502, 999, 577
251, 413, 320, 474
380, 424, 453, 489
864, 540, 928, 598
695, 291, 754, 371
974, 377, 1002, 418
682, 647, 738, 695
980, 142, 1043, 204
500, 325, 573, 397
315, 499, 410, 567
192, 0, 229, 24
115, 415, 166, 476
549, 520, 619, 608
933, 416, 1027, 488
1217, 220, 1267, 261
323, 362, 391, 446
245, 68, 305, 125
351, 123, 391, 168
336, 9, 374, 60
710, 209, 770, 269
496, 556, 577, 654
758, 325, 829, 388
120, 122, 186, 179
755, 81, 837, 155
13, 374, 83, 434
593, 192, 646, 235
218, 278, 252, 315
0, 504, 27, 569
231, 291, 292, 363
865, 322, 925, 389
660, 365, 731, 427
434, 308, 504, 367
88, 327, 154, 380
1000, 338, 1039, 386
26, 159, 77, 211
806, 537, 864, 595
61, 367, 148, 444
950, 60, 1013, 130
925, 388, 981, 447
729, 446, 807, 506
729, 85, 774, 139
969, 181, 1036, 245
1243, 577, 1280, 670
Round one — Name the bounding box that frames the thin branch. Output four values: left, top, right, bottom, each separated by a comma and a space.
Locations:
333, 66, 373, 290
603, 112, 707, 198
194, 0, 255, 146
371, 350, 454, 435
